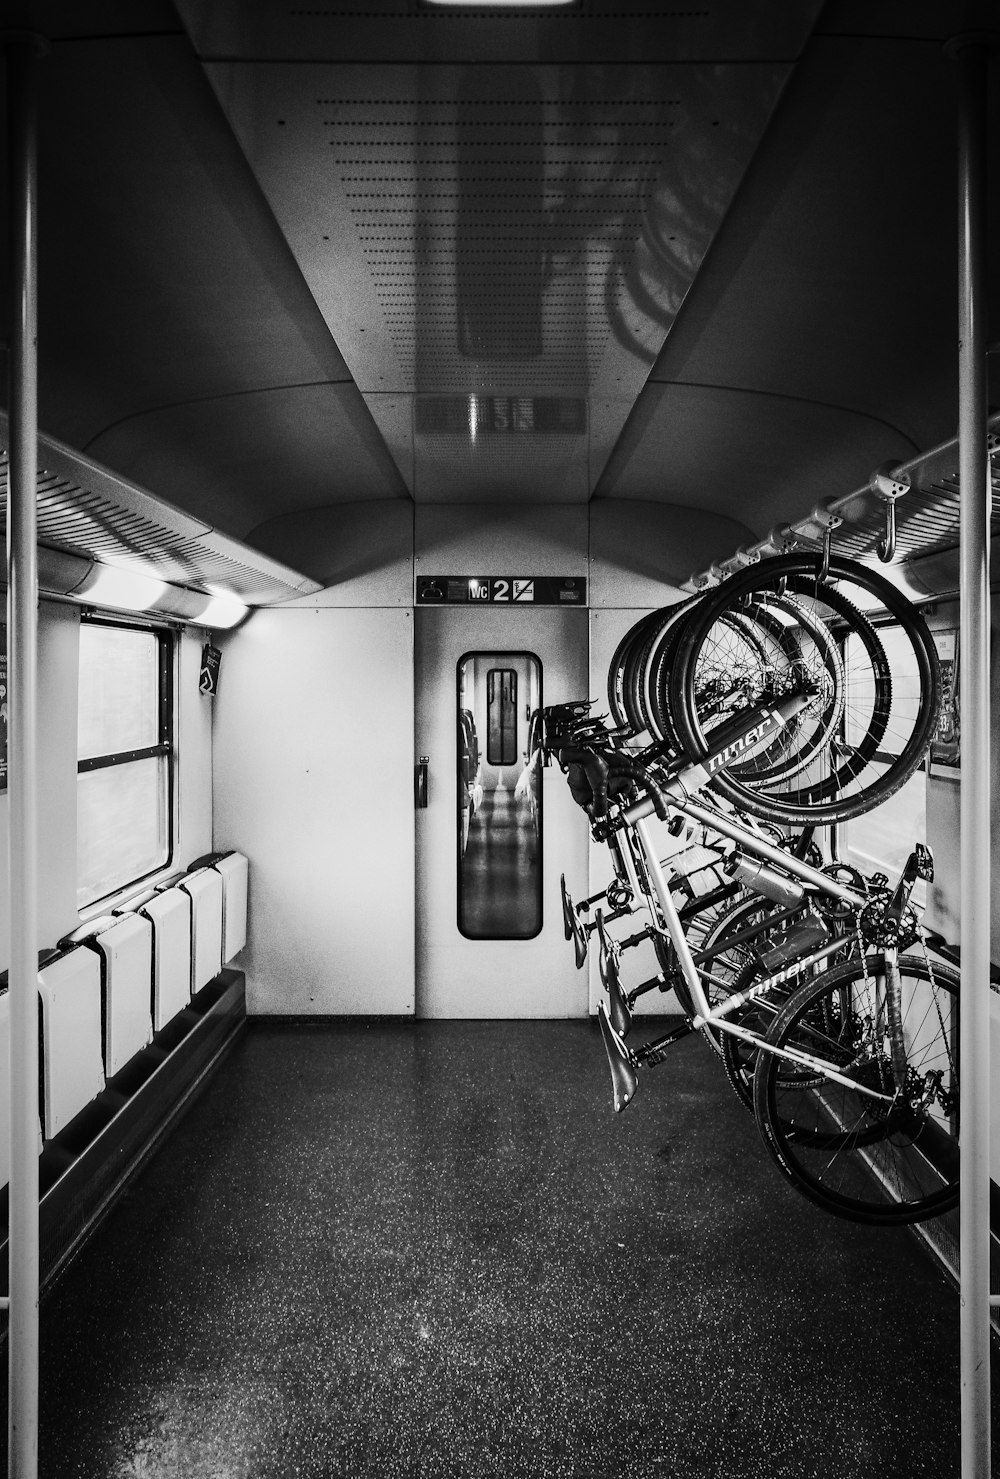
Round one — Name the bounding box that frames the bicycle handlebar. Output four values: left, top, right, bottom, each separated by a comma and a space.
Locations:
556, 745, 668, 822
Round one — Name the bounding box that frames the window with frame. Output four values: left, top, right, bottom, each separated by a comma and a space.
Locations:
77, 619, 173, 907
844, 622, 927, 883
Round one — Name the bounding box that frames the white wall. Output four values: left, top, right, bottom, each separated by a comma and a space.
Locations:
212, 605, 415, 1014
0, 601, 83, 962
0, 603, 213, 976
219, 497, 749, 1020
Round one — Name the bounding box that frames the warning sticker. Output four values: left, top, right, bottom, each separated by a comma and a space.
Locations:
513, 579, 535, 602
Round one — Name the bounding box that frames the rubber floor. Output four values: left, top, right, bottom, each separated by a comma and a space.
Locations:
8, 1018, 998, 1478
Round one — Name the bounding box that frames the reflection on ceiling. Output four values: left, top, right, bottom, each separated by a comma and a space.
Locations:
177, 0, 823, 502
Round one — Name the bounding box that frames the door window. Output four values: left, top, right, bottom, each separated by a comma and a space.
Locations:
457, 652, 542, 939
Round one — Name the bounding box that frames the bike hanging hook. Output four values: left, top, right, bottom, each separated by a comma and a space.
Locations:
869, 461, 911, 564
799, 502, 841, 584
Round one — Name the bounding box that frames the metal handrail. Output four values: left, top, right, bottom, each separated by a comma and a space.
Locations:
685, 410, 1000, 591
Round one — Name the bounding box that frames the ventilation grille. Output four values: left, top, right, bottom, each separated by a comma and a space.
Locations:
193, 35, 809, 496
828, 480, 1000, 565
0, 431, 321, 605
322, 88, 714, 392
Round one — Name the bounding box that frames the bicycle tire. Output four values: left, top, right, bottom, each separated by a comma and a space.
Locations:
651, 586, 852, 800
667, 555, 940, 823
607, 610, 666, 732
608, 600, 697, 738
751, 952, 959, 1225
650, 598, 818, 763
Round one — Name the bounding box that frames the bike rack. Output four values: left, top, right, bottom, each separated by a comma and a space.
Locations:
684, 416, 1000, 593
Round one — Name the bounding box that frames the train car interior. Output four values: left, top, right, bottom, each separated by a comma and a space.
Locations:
2, 1, 1000, 1474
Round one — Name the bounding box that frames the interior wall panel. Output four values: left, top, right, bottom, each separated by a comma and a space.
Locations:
0, 602, 213, 975
415, 502, 587, 586
211, 605, 415, 1014
247, 500, 415, 605
178, 626, 215, 872
0, 602, 84, 967
589, 499, 751, 607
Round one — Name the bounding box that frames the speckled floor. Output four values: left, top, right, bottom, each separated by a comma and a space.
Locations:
9, 1019, 998, 1478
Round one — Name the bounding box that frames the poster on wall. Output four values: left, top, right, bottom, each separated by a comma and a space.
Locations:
199, 643, 222, 696
928, 628, 959, 777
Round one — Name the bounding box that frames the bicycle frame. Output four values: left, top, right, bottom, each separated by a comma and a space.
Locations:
591, 706, 925, 1104
622, 814, 898, 1100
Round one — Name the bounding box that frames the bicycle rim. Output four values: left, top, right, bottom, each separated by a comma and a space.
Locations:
752, 952, 959, 1224
667, 555, 940, 823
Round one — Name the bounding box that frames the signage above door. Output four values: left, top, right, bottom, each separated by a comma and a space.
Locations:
416, 576, 586, 606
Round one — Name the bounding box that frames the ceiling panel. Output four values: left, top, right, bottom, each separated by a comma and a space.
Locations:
178, 1, 824, 65
196, 55, 797, 499
594, 383, 918, 538
85, 383, 410, 539
641, 33, 986, 448
4, 0, 992, 582
0, 26, 399, 538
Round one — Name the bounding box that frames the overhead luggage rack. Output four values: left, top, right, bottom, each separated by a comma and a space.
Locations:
686, 409, 1000, 592
0, 412, 322, 608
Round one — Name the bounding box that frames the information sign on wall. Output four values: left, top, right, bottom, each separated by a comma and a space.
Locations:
928, 628, 959, 776
416, 576, 586, 606
199, 643, 222, 696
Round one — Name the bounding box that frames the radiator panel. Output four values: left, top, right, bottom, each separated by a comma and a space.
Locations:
91, 915, 155, 1077
38, 950, 106, 1138
215, 852, 249, 963
181, 869, 224, 992
140, 887, 194, 1031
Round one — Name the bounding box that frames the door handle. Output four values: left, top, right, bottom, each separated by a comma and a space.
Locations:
415, 755, 429, 809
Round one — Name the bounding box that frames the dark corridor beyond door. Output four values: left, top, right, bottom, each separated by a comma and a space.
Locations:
459, 789, 540, 938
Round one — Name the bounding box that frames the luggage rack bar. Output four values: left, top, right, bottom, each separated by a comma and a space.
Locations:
685, 409, 1000, 590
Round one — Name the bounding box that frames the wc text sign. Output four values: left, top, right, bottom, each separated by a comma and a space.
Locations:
416, 576, 585, 606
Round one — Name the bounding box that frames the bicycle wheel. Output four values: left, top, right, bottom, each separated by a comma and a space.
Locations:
666, 555, 940, 824
651, 590, 846, 791
607, 600, 696, 736
607, 610, 665, 732
643, 604, 776, 752
752, 952, 959, 1224
691, 894, 797, 1059
717, 912, 850, 1110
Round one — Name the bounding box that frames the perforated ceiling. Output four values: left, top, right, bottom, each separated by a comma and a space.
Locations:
198, 60, 797, 500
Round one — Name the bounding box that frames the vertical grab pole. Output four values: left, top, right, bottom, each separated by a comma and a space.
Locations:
4, 31, 43, 1479
952, 32, 993, 1479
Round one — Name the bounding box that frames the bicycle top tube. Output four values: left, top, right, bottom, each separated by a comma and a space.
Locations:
622, 793, 868, 911
621, 689, 814, 825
